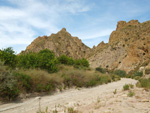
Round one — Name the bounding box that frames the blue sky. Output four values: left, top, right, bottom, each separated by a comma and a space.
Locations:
0, 0, 150, 53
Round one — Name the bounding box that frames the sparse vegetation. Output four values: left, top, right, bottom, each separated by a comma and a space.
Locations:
0, 47, 120, 101
0, 63, 20, 101
114, 70, 126, 77
67, 107, 78, 113
145, 68, 150, 74
136, 78, 150, 89
113, 89, 117, 94
127, 90, 135, 97
134, 71, 143, 77
129, 84, 134, 89
123, 84, 129, 90
95, 67, 106, 73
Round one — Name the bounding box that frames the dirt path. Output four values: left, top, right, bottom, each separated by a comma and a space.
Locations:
0, 78, 149, 113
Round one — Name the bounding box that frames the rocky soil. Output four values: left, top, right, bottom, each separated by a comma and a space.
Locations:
0, 78, 149, 113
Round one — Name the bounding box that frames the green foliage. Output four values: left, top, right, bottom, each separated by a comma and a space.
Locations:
114, 70, 126, 77
136, 78, 150, 89
17, 49, 58, 73
98, 75, 111, 84
145, 68, 150, 74
13, 72, 32, 92
95, 67, 106, 73
58, 55, 74, 65
127, 90, 135, 97
123, 84, 129, 90
35, 80, 56, 92
129, 84, 134, 89
134, 71, 143, 77
111, 74, 121, 81
0, 47, 16, 68
74, 58, 89, 67
0, 65, 20, 101
67, 107, 78, 113
17, 52, 38, 69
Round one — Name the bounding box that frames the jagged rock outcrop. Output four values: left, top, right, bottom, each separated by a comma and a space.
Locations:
23, 28, 91, 59
88, 20, 150, 73
22, 20, 150, 73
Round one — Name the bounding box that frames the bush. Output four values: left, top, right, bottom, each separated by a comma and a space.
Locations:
145, 68, 150, 74
114, 70, 126, 77
0, 65, 20, 101
134, 71, 143, 77
63, 71, 85, 87
123, 84, 129, 90
19, 69, 60, 93
58, 55, 74, 65
13, 72, 32, 92
17, 49, 58, 73
111, 74, 120, 81
74, 58, 89, 67
127, 90, 135, 97
0, 47, 16, 68
95, 67, 106, 73
17, 52, 38, 69
136, 78, 150, 89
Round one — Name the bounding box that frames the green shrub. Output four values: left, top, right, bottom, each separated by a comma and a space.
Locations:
67, 107, 78, 113
134, 71, 143, 77
13, 73, 32, 92
74, 58, 89, 67
0, 65, 20, 101
129, 84, 134, 89
17, 49, 58, 73
136, 78, 150, 89
114, 70, 126, 77
111, 74, 120, 81
85, 79, 97, 87
123, 84, 129, 90
63, 71, 85, 87
58, 55, 74, 65
145, 68, 150, 74
127, 90, 135, 97
0, 47, 16, 68
95, 67, 106, 73
99, 75, 111, 84
20, 69, 59, 93
17, 52, 38, 69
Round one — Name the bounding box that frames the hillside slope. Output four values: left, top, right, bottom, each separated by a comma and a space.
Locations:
22, 28, 91, 59
88, 20, 150, 73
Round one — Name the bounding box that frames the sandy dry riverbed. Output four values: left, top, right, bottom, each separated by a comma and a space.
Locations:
0, 78, 149, 113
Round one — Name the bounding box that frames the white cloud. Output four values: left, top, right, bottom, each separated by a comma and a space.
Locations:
0, 0, 91, 53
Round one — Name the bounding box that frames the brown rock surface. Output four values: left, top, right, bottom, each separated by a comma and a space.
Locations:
88, 20, 150, 73
23, 28, 91, 59
22, 20, 150, 73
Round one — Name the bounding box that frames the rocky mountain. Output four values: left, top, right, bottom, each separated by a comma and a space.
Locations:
23, 28, 91, 59
22, 20, 150, 73
88, 20, 150, 73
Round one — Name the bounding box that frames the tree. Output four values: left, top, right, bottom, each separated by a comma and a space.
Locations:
57, 55, 74, 65
0, 47, 16, 68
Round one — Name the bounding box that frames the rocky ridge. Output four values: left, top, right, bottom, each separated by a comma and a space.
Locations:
88, 20, 150, 73
23, 28, 91, 59
23, 20, 150, 73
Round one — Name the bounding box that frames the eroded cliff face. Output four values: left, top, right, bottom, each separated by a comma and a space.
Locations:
88, 20, 150, 73
23, 28, 91, 59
